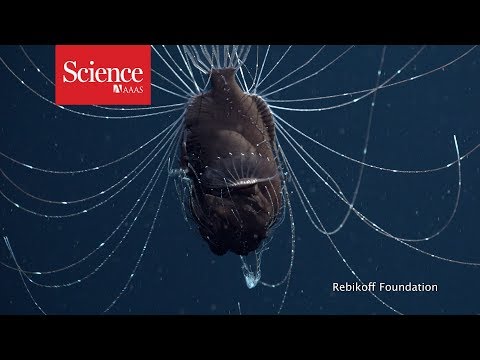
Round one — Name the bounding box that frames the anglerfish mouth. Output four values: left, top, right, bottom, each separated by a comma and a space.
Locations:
201, 152, 280, 192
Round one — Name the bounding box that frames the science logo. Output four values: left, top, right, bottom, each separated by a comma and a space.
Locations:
55, 45, 151, 105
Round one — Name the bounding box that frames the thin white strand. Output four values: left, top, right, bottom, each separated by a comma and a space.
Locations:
267, 46, 478, 103
0, 111, 185, 174
182, 46, 208, 74
278, 146, 402, 314
0, 125, 181, 218
200, 45, 214, 68
151, 83, 189, 99
265, 46, 424, 109
236, 72, 246, 93
322, 45, 386, 234
261, 46, 355, 98
202, 70, 213, 92
1, 56, 185, 119
94, 103, 185, 111
186, 45, 210, 74
151, 45, 195, 95
176, 45, 201, 93
277, 120, 463, 244
240, 58, 255, 85
238, 46, 251, 69
256, 45, 293, 89
233, 45, 245, 68
228, 45, 239, 68
280, 122, 479, 266
282, 129, 480, 268
11, 132, 176, 289
190, 45, 212, 73
0, 127, 181, 276
103, 157, 173, 312
3, 236, 47, 314
152, 69, 192, 97
276, 124, 353, 235
248, 46, 260, 93
260, 185, 295, 291
274, 112, 479, 174
254, 45, 270, 94
161, 45, 201, 93
187, 47, 207, 89
259, 46, 326, 95
0, 119, 180, 205
19, 45, 54, 85
223, 45, 229, 68
231, 46, 249, 92
212, 45, 221, 69
237, 59, 250, 94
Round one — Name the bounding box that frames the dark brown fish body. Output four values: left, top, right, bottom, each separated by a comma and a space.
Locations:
181, 68, 282, 255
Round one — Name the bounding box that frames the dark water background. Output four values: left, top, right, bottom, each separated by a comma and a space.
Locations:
0, 45, 479, 314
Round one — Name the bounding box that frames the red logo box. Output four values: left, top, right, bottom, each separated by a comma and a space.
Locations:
55, 45, 151, 105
